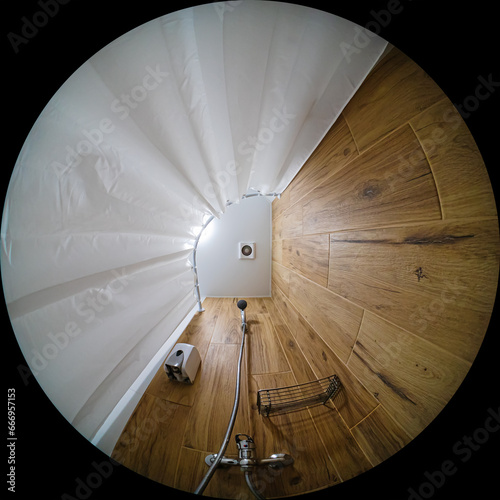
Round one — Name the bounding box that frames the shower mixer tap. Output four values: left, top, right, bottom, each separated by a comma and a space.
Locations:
204, 434, 294, 470
236, 434, 257, 471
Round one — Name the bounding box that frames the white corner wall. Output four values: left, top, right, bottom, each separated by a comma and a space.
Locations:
196, 196, 272, 297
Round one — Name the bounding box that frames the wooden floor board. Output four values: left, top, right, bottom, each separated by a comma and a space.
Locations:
111, 394, 191, 488
182, 343, 242, 452
113, 297, 354, 498
246, 313, 290, 375
211, 297, 244, 344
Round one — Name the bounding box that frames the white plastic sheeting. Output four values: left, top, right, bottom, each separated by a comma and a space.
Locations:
1, 2, 386, 441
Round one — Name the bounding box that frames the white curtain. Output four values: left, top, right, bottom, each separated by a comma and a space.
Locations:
1, 1, 386, 441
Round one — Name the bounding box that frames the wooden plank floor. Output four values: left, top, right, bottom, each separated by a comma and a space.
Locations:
112, 297, 377, 498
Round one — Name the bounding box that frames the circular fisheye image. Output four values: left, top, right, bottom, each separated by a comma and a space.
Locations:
2, 2, 498, 499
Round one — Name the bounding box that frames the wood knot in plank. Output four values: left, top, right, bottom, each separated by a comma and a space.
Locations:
414, 267, 428, 282
359, 183, 381, 200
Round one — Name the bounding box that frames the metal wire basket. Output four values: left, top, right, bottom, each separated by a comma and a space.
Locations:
257, 375, 342, 417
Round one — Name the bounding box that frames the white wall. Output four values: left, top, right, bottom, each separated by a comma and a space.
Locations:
196, 196, 272, 297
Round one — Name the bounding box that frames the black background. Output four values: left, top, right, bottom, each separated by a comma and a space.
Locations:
3, 1, 499, 499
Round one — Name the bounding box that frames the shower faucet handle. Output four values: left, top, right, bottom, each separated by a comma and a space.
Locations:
235, 434, 257, 470
235, 433, 256, 452
235, 433, 255, 445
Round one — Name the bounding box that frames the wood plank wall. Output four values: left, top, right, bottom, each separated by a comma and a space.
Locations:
111, 47, 498, 500
271, 47, 498, 452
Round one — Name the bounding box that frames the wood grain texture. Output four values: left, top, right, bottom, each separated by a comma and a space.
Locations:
342, 47, 444, 152
302, 125, 442, 235
350, 404, 411, 466
182, 343, 244, 452
272, 210, 284, 240
308, 402, 372, 481
246, 313, 290, 375
249, 372, 341, 497
266, 41, 498, 498
271, 285, 378, 428
272, 239, 283, 264
263, 296, 318, 385
282, 234, 329, 287
410, 98, 497, 219
177, 297, 221, 357
281, 201, 303, 239
182, 334, 250, 453
244, 297, 270, 315
113, 297, 375, 498
271, 261, 290, 297
211, 297, 245, 344
348, 312, 471, 438
272, 189, 289, 221
288, 270, 364, 364
111, 394, 190, 487
328, 219, 499, 362
288, 113, 359, 206
114, 39, 500, 497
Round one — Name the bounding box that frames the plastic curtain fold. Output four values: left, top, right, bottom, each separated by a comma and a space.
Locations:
1, 1, 387, 441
